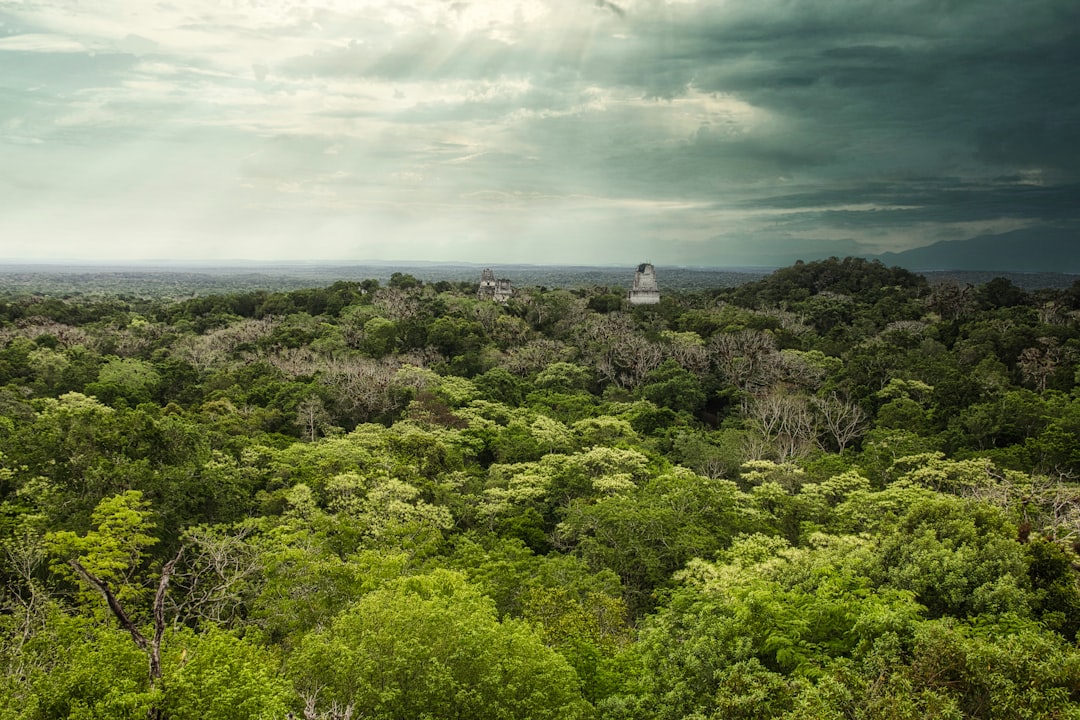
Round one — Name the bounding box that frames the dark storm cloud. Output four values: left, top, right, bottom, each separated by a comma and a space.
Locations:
279, 0, 1080, 181
588, 0, 1080, 251
977, 120, 1080, 173
746, 181, 1080, 223
721, 179, 1080, 262
182, 0, 1080, 265
593, 128, 838, 198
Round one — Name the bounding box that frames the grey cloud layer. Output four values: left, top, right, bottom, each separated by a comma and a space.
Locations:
1, 0, 1077, 264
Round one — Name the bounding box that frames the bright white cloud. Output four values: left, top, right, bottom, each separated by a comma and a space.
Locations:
0, 33, 87, 52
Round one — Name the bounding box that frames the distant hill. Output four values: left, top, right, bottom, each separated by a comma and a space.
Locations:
921, 270, 1079, 290
875, 227, 1079, 273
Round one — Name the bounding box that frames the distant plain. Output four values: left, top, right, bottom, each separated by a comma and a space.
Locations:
1, 263, 1077, 300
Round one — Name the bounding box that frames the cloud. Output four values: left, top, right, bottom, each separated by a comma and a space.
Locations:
0, 33, 88, 53
0, 0, 1077, 266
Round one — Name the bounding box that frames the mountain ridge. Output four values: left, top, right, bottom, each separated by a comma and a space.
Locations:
873, 226, 1078, 273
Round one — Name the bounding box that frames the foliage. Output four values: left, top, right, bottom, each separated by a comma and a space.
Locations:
1, 260, 1079, 717
289, 570, 590, 719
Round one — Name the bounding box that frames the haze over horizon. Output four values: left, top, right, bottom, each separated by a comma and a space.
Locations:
2, 0, 1078, 269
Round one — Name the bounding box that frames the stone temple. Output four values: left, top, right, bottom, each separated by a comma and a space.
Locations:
627, 263, 661, 305
477, 268, 514, 303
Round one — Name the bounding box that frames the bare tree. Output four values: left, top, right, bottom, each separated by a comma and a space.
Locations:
0, 318, 90, 348
928, 282, 975, 321
267, 346, 321, 376
172, 317, 278, 372
660, 330, 709, 375
374, 287, 420, 322
744, 390, 815, 462
500, 339, 574, 376
812, 393, 867, 452
578, 313, 666, 389
709, 330, 783, 395
167, 526, 263, 628
1026, 473, 1080, 545
491, 314, 532, 349
1018, 337, 1068, 392
1, 529, 49, 666
1037, 301, 1074, 327
300, 689, 354, 720
296, 395, 332, 442
579, 312, 634, 343
882, 320, 929, 338
964, 470, 1080, 549
613, 337, 665, 389
320, 357, 406, 423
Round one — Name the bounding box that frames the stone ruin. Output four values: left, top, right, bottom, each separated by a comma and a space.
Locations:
477, 268, 514, 302
627, 262, 661, 305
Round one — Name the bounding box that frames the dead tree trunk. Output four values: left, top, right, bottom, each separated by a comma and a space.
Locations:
69, 547, 183, 685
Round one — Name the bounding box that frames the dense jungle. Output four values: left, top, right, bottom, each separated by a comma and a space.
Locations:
1, 257, 1079, 719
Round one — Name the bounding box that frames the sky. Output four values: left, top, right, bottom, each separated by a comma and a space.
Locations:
1, 0, 1078, 267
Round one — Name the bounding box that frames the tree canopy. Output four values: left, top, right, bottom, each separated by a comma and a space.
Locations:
0, 258, 1078, 718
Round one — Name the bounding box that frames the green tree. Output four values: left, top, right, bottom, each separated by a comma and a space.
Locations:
161, 626, 293, 720
360, 316, 397, 357
289, 569, 590, 719
638, 360, 706, 413
45, 491, 159, 611
387, 272, 422, 290
873, 495, 1029, 619
558, 468, 761, 615
0, 613, 155, 720
86, 357, 162, 406
535, 362, 593, 393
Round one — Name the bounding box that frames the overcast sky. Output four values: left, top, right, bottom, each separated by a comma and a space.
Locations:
1, 0, 1077, 266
